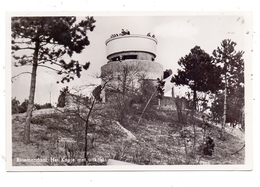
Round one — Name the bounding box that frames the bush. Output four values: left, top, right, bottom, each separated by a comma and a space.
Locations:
34, 103, 52, 110
30, 117, 44, 124
12, 97, 20, 114
199, 136, 215, 156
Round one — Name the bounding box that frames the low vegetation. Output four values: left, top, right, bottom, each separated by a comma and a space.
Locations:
12, 105, 245, 166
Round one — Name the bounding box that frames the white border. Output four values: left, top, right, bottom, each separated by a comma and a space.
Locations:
6, 11, 253, 172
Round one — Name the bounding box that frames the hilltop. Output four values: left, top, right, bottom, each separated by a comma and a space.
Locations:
12, 106, 245, 166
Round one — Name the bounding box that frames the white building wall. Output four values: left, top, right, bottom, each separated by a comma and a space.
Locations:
106, 35, 157, 59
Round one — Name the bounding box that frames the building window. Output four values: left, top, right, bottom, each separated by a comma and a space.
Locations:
111, 56, 120, 61
122, 55, 138, 60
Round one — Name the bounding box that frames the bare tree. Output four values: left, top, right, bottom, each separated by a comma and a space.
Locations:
103, 63, 142, 126
54, 74, 112, 165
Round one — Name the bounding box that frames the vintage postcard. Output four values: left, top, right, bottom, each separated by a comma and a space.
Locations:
6, 11, 253, 171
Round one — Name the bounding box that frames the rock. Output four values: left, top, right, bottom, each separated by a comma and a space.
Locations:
112, 121, 136, 141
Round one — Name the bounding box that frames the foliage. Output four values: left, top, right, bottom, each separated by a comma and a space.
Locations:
13, 98, 53, 114
12, 16, 96, 144
156, 69, 173, 99
171, 46, 222, 109
34, 103, 52, 110
12, 17, 95, 83
12, 98, 31, 114
92, 85, 102, 102
199, 136, 215, 156
211, 91, 244, 124
12, 104, 245, 166
12, 97, 20, 114
19, 99, 29, 113
12, 97, 52, 114
156, 78, 165, 99
163, 69, 173, 80
212, 39, 244, 90
211, 39, 244, 126
57, 86, 69, 107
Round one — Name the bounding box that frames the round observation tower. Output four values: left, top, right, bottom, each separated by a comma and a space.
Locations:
101, 33, 163, 102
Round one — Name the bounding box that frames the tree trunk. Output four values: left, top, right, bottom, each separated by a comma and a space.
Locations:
84, 120, 88, 165
221, 71, 227, 140
193, 89, 197, 110
23, 60, 38, 144
241, 106, 245, 130
23, 39, 39, 144
191, 109, 196, 155
84, 97, 96, 165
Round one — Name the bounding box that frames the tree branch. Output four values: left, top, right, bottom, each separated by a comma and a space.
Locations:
137, 88, 157, 125
38, 52, 66, 67
12, 72, 32, 81
12, 41, 32, 45
230, 144, 245, 155
38, 59, 63, 67
38, 65, 60, 72
13, 47, 35, 50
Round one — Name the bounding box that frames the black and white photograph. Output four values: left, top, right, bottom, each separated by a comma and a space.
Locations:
7, 12, 252, 170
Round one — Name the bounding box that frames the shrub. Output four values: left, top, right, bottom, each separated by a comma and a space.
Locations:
199, 136, 215, 156
30, 117, 44, 124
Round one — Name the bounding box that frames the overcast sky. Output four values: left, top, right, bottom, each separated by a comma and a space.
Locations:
11, 13, 252, 105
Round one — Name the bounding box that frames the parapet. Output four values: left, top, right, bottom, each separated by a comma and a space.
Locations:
105, 34, 158, 60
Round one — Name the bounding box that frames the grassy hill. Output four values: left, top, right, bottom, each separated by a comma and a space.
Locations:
12, 106, 245, 166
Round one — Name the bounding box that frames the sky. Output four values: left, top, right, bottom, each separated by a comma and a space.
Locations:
11, 13, 252, 105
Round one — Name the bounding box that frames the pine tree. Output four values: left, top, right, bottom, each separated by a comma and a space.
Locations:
212, 39, 244, 136
11, 16, 96, 144
171, 46, 222, 110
